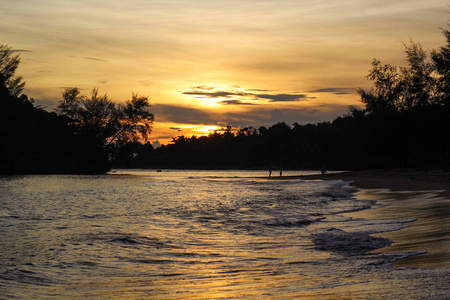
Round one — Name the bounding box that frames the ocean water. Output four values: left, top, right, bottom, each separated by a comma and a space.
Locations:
0, 170, 448, 299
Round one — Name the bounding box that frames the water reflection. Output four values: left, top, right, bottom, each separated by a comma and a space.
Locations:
1, 171, 449, 298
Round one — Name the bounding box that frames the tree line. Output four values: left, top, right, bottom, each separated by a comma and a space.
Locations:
113, 28, 450, 171
2, 26, 450, 174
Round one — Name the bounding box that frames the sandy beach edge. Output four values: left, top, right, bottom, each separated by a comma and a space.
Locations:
266, 169, 450, 197
267, 169, 450, 268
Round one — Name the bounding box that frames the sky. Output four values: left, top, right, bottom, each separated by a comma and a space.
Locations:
1, 0, 448, 145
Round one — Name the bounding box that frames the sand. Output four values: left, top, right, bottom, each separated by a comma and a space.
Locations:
267, 169, 450, 268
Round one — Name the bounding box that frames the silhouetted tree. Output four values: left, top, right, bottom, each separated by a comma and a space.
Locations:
57, 87, 154, 147
359, 41, 438, 113
117, 26, 450, 171
431, 26, 450, 106
0, 45, 25, 98
0, 45, 110, 174
357, 59, 402, 113
401, 41, 436, 108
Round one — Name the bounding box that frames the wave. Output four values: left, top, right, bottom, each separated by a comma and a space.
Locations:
312, 228, 392, 256
78, 232, 176, 249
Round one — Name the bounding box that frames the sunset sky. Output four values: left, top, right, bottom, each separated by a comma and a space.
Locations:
1, 0, 448, 145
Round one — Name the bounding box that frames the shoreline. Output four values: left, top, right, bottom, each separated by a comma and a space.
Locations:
266, 169, 450, 197
291, 169, 450, 268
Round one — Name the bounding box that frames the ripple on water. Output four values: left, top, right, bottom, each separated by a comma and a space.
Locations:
0, 171, 449, 299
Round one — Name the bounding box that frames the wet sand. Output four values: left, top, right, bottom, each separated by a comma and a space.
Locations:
292, 169, 450, 268
344, 190, 449, 268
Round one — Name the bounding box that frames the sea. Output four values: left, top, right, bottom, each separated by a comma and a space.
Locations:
0, 170, 449, 299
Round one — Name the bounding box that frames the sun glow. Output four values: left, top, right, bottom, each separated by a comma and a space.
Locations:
197, 98, 223, 108
157, 124, 224, 144
3, 0, 447, 147
196, 126, 221, 134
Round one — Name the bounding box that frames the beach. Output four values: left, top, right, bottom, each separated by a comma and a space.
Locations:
297, 169, 450, 268
271, 169, 450, 196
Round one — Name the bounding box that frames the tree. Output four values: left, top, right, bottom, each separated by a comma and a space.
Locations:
0, 47, 112, 174
359, 41, 437, 112
56, 87, 154, 147
431, 26, 450, 106
400, 41, 436, 108
0, 45, 25, 97
357, 59, 402, 113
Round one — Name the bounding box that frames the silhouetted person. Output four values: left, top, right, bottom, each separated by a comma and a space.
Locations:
269, 168, 272, 177
280, 170, 282, 177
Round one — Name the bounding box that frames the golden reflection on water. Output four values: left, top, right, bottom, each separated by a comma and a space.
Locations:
2, 173, 450, 299
344, 189, 450, 268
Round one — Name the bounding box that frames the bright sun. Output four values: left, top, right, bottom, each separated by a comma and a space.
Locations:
196, 126, 221, 134
196, 97, 222, 108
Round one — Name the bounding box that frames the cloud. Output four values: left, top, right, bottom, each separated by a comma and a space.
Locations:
308, 88, 352, 95
183, 85, 312, 103
152, 103, 263, 127
152, 140, 161, 148
192, 85, 215, 90
152, 104, 216, 124
246, 88, 272, 92
59, 86, 89, 91
270, 109, 284, 122
170, 127, 183, 131
219, 100, 255, 105
11, 49, 32, 53
267, 107, 346, 125
256, 93, 311, 102
82, 56, 108, 62
69, 55, 108, 62
151, 102, 351, 131
182, 90, 250, 98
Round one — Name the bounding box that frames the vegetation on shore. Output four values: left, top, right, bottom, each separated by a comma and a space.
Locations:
2, 27, 450, 174
0, 45, 153, 174
113, 30, 450, 171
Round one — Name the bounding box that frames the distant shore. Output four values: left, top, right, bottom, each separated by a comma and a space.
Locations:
267, 169, 450, 197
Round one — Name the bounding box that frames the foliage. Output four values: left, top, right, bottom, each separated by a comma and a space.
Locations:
4, 24, 450, 174
0, 82, 109, 174
114, 101, 449, 171
357, 59, 402, 112
115, 27, 450, 171
0, 45, 153, 174
431, 27, 450, 106
358, 41, 439, 113
0, 45, 25, 97
56, 88, 154, 147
